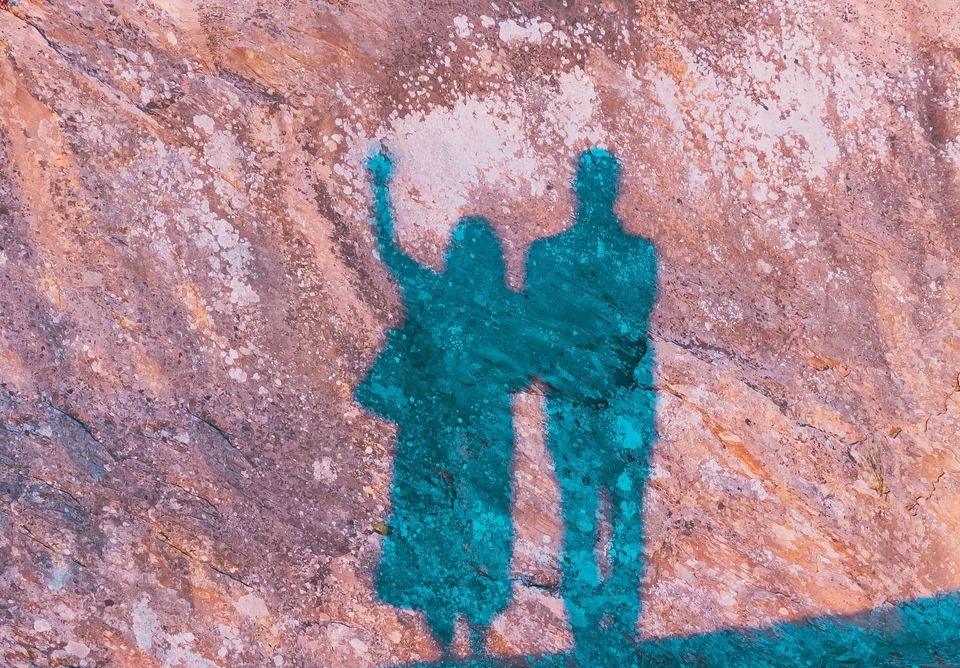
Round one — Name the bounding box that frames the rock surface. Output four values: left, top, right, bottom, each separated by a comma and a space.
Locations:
1, 0, 959, 666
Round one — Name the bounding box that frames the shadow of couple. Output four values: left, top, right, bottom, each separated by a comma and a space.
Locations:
356, 149, 960, 668
355, 148, 657, 666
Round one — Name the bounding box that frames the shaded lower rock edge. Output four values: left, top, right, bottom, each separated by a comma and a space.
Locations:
396, 590, 960, 667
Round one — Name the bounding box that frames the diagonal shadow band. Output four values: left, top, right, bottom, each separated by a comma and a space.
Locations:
397, 590, 960, 667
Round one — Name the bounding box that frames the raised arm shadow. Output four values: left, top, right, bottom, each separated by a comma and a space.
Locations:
368, 152, 434, 296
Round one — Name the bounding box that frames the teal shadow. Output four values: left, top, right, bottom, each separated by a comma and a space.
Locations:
356, 147, 659, 664
522, 148, 657, 666
363, 154, 960, 666
357, 154, 534, 656
358, 151, 960, 666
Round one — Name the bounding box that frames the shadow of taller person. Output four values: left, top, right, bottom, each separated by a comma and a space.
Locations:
524, 148, 658, 666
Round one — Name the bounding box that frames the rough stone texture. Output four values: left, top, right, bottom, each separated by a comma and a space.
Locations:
1, 0, 959, 666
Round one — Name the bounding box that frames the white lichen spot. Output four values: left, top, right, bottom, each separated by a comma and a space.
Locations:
192, 114, 215, 135
498, 17, 553, 44
164, 632, 218, 668
47, 565, 70, 590
718, 591, 737, 607
452, 15, 472, 38
65, 640, 91, 658
312, 457, 337, 483
233, 593, 269, 620
132, 596, 158, 651
944, 136, 960, 171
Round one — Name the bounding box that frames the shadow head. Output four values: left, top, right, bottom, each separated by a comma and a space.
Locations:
575, 147, 621, 213
444, 217, 506, 288
367, 150, 395, 182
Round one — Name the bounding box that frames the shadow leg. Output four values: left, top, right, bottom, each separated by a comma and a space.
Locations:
603, 398, 655, 666
548, 405, 605, 665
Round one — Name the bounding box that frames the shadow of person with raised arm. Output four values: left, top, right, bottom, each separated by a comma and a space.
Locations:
356, 152, 530, 661
524, 148, 659, 667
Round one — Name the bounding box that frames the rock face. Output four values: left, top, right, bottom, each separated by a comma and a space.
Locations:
1, 0, 959, 666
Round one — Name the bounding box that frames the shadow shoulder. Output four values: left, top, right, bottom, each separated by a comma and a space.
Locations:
623, 234, 658, 262
524, 233, 573, 265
